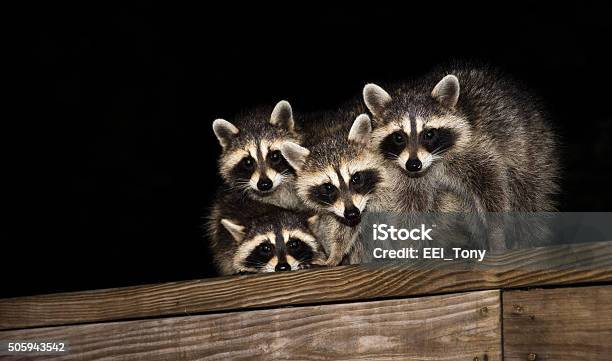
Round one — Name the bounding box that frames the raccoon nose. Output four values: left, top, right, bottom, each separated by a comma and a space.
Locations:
406, 158, 422, 172
275, 262, 291, 272
257, 178, 273, 191
344, 206, 360, 221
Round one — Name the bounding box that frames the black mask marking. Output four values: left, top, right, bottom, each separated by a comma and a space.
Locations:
380, 131, 407, 159
349, 170, 380, 195
244, 241, 274, 269
286, 237, 314, 262
230, 156, 256, 182
267, 149, 295, 176
420, 127, 456, 154
310, 182, 339, 206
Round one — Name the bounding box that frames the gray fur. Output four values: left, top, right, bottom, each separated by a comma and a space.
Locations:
363, 64, 560, 249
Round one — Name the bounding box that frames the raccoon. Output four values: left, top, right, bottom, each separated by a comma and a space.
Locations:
212, 100, 303, 210
281, 102, 391, 265
207, 190, 326, 275
362, 65, 560, 249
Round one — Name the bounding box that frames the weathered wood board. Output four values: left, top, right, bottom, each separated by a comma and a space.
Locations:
2, 241, 611, 330
503, 285, 612, 361
0, 290, 501, 361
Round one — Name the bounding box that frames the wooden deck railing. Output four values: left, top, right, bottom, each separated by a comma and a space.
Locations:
0, 241, 611, 360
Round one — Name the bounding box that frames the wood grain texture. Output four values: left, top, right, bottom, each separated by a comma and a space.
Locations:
1, 241, 611, 330
503, 285, 612, 361
0, 290, 501, 361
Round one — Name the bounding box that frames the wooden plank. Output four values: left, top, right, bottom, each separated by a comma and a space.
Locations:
1, 241, 611, 330
503, 285, 612, 361
0, 290, 501, 361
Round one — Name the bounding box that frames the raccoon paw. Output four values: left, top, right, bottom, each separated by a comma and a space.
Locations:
235, 271, 256, 276
310, 258, 329, 267
298, 263, 325, 270
319, 255, 344, 267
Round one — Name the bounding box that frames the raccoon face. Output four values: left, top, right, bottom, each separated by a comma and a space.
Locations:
363, 76, 471, 177
221, 217, 324, 273
222, 139, 296, 194
282, 115, 382, 227
213, 100, 299, 195
301, 162, 381, 226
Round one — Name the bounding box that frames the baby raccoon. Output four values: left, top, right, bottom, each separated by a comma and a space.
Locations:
362, 65, 559, 248
212, 100, 303, 209
281, 104, 390, 265
207, 191, 326, 275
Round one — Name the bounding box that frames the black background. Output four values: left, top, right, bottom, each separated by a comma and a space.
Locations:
5, 3, 612, 297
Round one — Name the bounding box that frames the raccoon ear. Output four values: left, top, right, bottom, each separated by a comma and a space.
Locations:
307, 214, 319, 226
431, 75, 460, 108
212, 119, 239, 149
348, 114, 372, 145
220, 219, 245, 242
363, 83, 392, 116
280, 141, 310, 171
270, 100, 294, 132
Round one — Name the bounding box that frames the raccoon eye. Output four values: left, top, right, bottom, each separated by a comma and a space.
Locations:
258, 243, 273, 256
423, 128, 437, 141
392, 132, 405, 146
241, 157, 255, 170
350, 172, 364, 187
269, 150, 283, 165
287, 238, 302, 249
319, 183, 335, 195
311, 182, 338, 205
